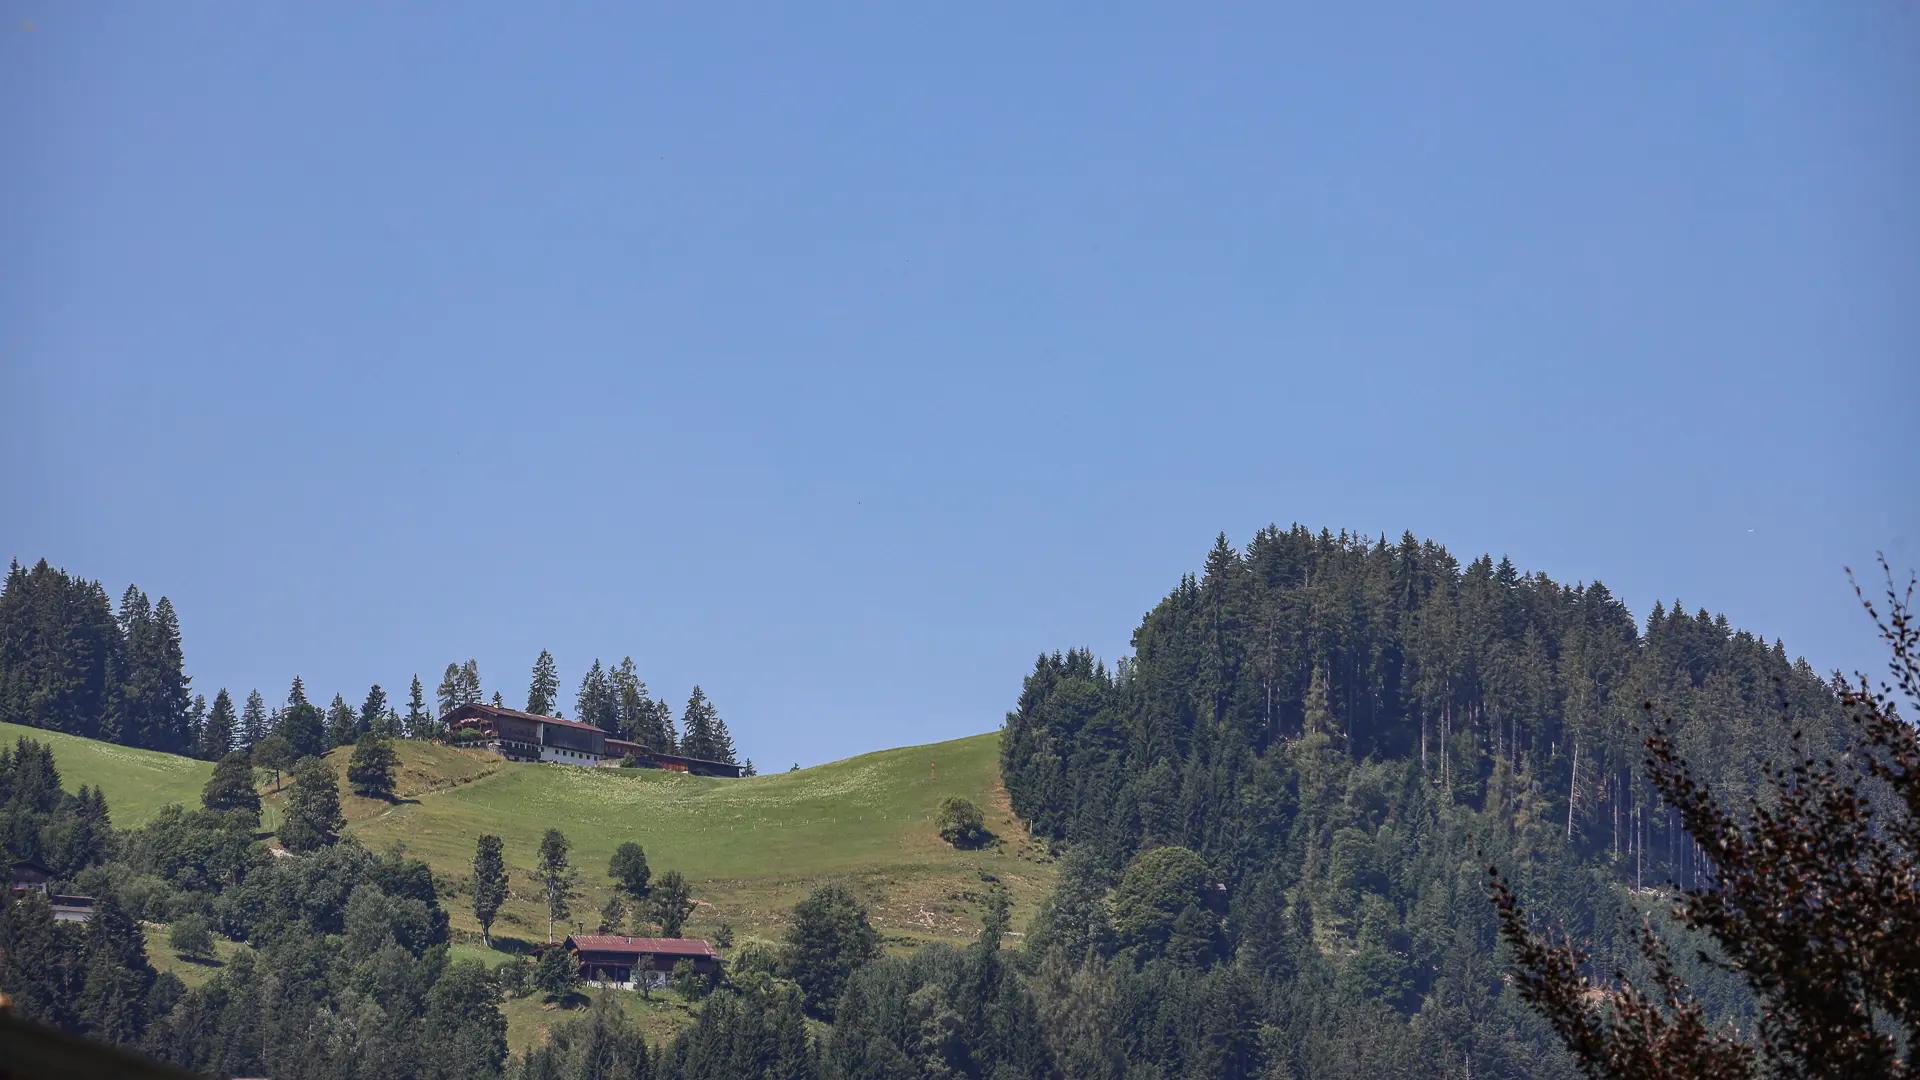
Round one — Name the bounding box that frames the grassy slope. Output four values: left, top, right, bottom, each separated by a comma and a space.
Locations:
320, 733, 1055, 950
9, 723, 1052, 1054
0, 721, 213, 825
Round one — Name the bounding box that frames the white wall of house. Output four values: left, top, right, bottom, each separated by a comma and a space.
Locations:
538, 744, 603, 766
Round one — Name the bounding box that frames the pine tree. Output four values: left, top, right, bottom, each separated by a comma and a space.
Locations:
491, 690, 503, 707
708, 708, 738, 765
280, 756, 344, 852
198, 688, 237, 761
609, 657, 649, 741
239, 688, 269, 750
471, 834, 509, 948
346, 733, 399, 799
528, 650, 560, 716
436, 664, 463, 719
186, 693, 207, 756
405, 674, 429, 739
277, 678, 327, 758
537, 828, 579, 943
575, 660, 617, 730
459, 659, 482, 705
325, 693, 358, 747
358, 684, 388, 739
151, 597, 192, 752
679, 686, 719, 760
111, 586, 155, 748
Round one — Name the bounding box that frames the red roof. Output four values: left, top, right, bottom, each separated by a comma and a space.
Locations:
445, 702, 609, 735
564, 935, 718, 958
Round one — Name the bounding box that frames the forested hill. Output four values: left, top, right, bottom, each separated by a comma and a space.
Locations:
998, 525, 1849, 1078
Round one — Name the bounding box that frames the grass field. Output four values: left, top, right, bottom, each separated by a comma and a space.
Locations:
5, 719, 1054, 950
0, 721, 213, 825
313, 733, 1056, 950
8, 721, 1050, 1055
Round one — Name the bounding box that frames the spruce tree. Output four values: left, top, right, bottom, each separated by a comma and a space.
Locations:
201, 750, 261, 823
239, 688, 269, 750
708, 709, 738, 765
575, 660, 616, 731
325, 693, 358, 747
111, 586, 156, 748
609, 657, 649, 741
648, 870, 696, 938
151, 597, 192, 752
679, 686, 719, 760
199, 688, 236, 760
277, 679, 327, 758
459, 659, 482, 705
471, 834, 509, 948
279, 755, 344, 852
405, 674, 429, 738
346, 733, 399, 799
186, 693, 207, 756
527, 650, 560, 716
358, 684, 388, 738
436, 664, 463, 719
537, 828, 579, 943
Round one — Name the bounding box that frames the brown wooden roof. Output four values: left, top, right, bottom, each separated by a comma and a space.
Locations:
443, 702, 609, 735
564, 935, 718, 958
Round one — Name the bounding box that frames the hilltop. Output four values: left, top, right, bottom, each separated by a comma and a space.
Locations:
2, 721, 1055, 951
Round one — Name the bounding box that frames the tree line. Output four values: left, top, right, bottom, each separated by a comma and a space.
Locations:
0, 559, 745, 767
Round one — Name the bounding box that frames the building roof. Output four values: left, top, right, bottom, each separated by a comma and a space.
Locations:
443, 702, 609, 735
564, 935, 718, 958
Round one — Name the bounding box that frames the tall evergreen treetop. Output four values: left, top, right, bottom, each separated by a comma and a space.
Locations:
405, 674, 429, 738
680, 686, 726, 761
358, 684, 388, 738
325, 693, 359, 747
436, 664, 462, 720
199, 688, 236, 761
527, 650, 560, 717
239, 688, 269, 750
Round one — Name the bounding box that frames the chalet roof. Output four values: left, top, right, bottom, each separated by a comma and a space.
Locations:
564, 935, 718, 959
600, 739, 740, 772
443, 702, 608, 735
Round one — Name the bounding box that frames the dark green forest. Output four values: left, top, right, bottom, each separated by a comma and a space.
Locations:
0, 531, 1864, 1079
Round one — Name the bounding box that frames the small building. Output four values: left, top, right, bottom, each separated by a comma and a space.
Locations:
563, 934, 721, 988
11, 859, 95, 922
443, 703, 611, 764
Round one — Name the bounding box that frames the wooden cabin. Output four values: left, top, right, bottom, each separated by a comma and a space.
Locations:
563, 934, 722, 988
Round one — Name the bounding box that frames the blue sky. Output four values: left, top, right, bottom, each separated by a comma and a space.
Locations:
3, 3, 1915, 769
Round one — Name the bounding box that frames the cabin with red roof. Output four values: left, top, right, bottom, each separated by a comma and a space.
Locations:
563, 934, 721, 988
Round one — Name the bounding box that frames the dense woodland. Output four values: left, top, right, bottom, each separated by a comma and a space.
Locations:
0, 559, 743, 766
0, 532, 1869, 1078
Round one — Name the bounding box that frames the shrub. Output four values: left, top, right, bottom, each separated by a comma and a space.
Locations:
671, 958, 711, 1000
169, 914, 214, 962
535, 946, 579, 1000
712, 921, 734, 949
936, 796, 990, 848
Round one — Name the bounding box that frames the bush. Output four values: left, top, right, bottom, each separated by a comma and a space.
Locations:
535, 946, 578, 1000
169, 914, 214, 961
671, 958, 711, 1000
935, 796, 990, 848
495, 957, 531, 998
712, 921, 734, 949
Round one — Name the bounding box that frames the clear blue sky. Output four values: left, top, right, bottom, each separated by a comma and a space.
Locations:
3, 4, 1915, 769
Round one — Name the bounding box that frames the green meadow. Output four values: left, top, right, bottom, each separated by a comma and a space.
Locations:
3, 719, 1055, 951
0, 721, 214, 824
